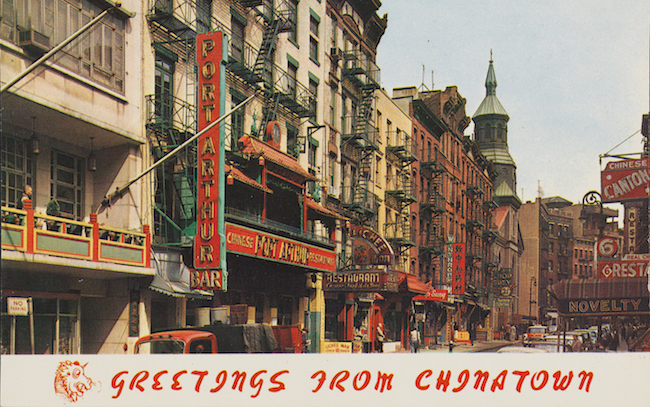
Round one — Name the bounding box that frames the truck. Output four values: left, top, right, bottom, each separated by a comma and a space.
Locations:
134, 323, 303, 354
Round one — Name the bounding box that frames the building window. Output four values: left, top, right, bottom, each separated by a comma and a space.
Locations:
230, 93, 245, 148
309, 36, 319, 64
329, 85, 336, 126
230, 14, 245, 63
287, 61, 298, 99
1, 135, 34, 208
328, 153, 335, 187
288, 0, 298, 44
309, 77, 318, 122
50, 150, 84, 220
5, 0, 129, 92
1, 295, 80, 354
155, 53, 174, 125
286, 124, 299, 158
197, 0, 212, 33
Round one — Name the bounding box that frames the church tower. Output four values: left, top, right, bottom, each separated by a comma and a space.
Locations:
473, 55, 520, 208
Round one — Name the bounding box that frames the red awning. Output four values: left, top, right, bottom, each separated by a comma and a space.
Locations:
225, 164, 273, 194
398, 272, 430, 295
306, 197, 347, 220
548, 277, 649, 300
238, 135, 317, 181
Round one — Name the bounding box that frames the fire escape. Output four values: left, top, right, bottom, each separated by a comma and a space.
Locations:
419, 150, 447, 281
481, 196, 499, 296
227, 0, 314, 140
341, 50, 381, 226
384, 131, 418, 266
146, 0, 209, 244
145, 0, 311, 244
465, 185, 486, 295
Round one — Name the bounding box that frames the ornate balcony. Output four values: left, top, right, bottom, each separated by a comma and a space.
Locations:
2, 201, 153, 276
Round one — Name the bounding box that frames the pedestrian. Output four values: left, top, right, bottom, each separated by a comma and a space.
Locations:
505, 323, 511, 341
608, 330, 619, 352
301, 328, 310, 353
571, 335, 582, 352
409, 328, 419, 353
376, 323, 385, 353
469, 323, 475, 346
510, 324, 517, 341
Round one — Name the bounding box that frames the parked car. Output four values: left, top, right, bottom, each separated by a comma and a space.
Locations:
134, 323, 303, 354
532, 340, 573, 353
497, 345, 548, 353
522, 325, 548, 346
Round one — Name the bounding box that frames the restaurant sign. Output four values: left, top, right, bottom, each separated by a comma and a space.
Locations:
225, 223, 336, 272
349, 225, 395, 266
559, 297, 649, 316
192, 31, 226, 291
451, 243, 465, 295
598, 259, 649, 279
601, 158, 650, 203
323, 270, 399, 292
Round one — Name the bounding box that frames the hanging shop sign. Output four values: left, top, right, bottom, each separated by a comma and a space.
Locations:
596, 236, 618, 258
625, 207, 637, 253
225, 223, 336, 272
598, 259, 649, 279
323, 270, 399, 292
451, 243, 465, 295
559, 297, 649, 316
600, 158, 650, 203
445, 242, 454, 284
193, 31, 225, 292
412, 289, 448, 302
128, 291, 139, 337
349, 225, 395, 266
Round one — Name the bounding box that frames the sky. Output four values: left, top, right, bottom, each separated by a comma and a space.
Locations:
376, 0, 649, 209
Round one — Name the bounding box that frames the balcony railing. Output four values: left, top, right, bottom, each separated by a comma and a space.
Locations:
145, 94, 197, 141
341, 50, 381, 87
341, 115, 379, 149
225, 206, 333, 245
2, 202, 151, 268
384, 222, 416, 247
385, 175, 417, 204
386, 131, 417, 164
341, 186, 380, 215
420, 188, 445, 214
418, 229, 444, 256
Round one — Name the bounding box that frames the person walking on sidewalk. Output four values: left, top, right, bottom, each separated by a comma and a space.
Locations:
410, 328, 419, 353
376, 323, 385, 353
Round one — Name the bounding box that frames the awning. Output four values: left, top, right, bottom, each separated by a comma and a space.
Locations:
150, 274, 214, 299
306, 197, 347, 220
238, 135, 318, 182
548, 277, 649, 317
226, 164, 273, 194
398, 272, 430, 295
548, 277, 649, 300
148, 251, 213, 300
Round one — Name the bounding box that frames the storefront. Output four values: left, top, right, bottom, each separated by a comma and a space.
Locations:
2, 204, 155, 354
323, 269, 399, 352
548, 277, 650, 336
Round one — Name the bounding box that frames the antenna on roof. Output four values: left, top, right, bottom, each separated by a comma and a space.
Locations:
418, 64, 429, 91
431, 70, 434, 90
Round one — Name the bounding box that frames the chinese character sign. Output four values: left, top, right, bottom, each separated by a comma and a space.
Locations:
452, 243, 465, 295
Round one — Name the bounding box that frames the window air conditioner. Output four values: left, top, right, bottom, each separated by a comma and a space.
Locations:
18, 29, 50, 54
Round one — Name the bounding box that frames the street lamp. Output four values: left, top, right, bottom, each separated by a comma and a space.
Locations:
580, 191, 604, 238
529, 276, 537, 324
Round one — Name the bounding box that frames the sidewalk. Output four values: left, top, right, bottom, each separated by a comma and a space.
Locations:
397, 340, 511, 353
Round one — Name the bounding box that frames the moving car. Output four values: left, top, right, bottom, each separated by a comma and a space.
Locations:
522, 325, 548, 346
